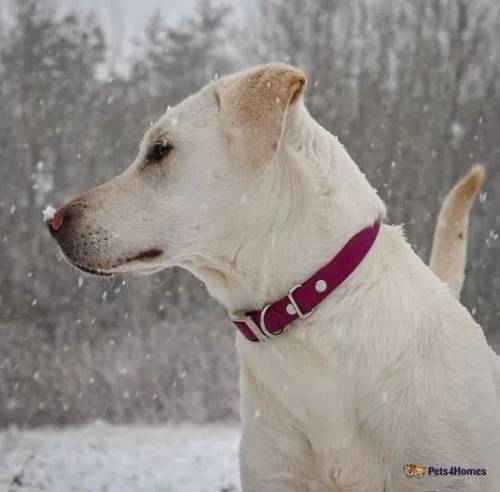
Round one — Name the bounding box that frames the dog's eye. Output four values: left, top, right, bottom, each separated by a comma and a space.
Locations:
146, 142, 173, 164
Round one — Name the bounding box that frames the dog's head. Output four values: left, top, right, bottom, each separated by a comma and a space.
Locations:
47, 64, 385, 304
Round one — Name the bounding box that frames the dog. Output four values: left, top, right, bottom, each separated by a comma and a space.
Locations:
46, 64, 500, 491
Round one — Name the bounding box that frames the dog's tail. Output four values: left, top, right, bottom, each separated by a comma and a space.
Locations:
429, 165, 485, 299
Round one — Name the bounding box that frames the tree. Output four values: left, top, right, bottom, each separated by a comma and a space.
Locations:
131, 0, 233, 108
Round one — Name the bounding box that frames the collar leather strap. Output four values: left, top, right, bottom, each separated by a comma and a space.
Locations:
231, 221, 381, 342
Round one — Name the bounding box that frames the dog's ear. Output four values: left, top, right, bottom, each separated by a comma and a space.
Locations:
216, 64, 307, 169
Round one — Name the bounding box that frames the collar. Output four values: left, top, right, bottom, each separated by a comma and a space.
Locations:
231, 221, 381, 342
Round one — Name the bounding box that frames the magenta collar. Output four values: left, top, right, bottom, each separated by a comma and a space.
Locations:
231, 221, 381, 342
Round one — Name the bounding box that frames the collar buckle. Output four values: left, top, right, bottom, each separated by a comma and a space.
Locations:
287, 284, 314, 318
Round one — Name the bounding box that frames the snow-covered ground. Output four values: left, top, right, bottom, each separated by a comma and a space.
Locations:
0, 422, 241, 492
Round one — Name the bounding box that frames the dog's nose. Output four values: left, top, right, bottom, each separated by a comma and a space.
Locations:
46, 208, 65, 234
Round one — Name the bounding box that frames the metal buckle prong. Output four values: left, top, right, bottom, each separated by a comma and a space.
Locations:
287, 284, 314, 319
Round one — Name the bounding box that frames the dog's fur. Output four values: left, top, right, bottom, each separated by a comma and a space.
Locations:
49, 64, 500, 491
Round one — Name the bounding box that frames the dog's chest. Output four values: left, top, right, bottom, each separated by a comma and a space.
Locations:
244, 333, 347, 422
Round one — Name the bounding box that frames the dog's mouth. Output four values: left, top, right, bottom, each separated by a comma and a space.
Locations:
70, 248, 164, 277
73, 264, 114, 277
127, 248, 164, 263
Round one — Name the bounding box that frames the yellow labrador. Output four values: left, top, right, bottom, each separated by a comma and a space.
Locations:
46, 64, 500, 491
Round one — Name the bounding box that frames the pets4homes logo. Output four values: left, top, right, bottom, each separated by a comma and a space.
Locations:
404, 464, 487, 478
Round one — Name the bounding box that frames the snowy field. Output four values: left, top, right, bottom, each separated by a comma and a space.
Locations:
0, 422, 241, 492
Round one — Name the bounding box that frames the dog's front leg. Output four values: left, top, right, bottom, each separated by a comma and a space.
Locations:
239, 424, 333, 492
239, 371, 335, 492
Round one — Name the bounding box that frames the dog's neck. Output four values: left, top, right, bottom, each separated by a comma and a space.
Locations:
182, 107, 386, 315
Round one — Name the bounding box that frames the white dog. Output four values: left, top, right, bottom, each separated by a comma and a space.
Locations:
46, 64, 500, 491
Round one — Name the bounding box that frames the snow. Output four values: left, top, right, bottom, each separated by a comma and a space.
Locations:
42, 205, 56, 222
0, 423, 241, 492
